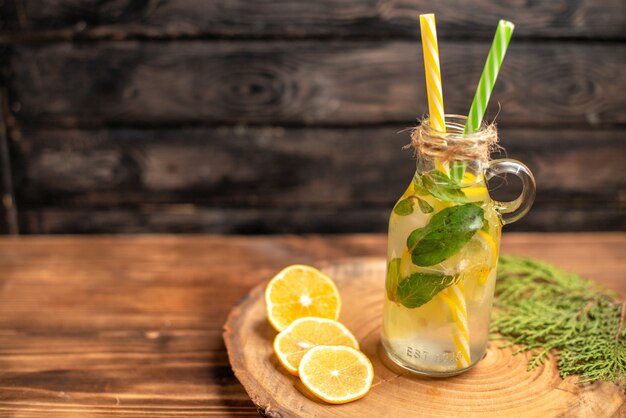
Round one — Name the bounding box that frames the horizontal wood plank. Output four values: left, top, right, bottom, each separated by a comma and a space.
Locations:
12, 126, 624, 206
8, 41, 626, 127
18, 206, 626, 235
0, 234, 381, 415
1, 0, 624, 41
13, 126, 625, 233
0, 234, 623, 416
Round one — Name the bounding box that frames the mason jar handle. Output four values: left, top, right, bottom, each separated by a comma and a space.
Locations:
485, 159, 536, 225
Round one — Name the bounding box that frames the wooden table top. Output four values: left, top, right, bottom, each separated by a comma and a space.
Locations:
0, 233, 623, 417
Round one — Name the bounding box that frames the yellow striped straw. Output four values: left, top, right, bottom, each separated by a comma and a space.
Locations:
439, 283, 471, 368
420, 13, 470, 369
419, 14, 448, 174
419, 14, 446, 132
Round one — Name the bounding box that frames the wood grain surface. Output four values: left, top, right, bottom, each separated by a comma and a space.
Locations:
0, 233, 623, 416
1, 0, 624, 40
18, 206, 626, 236
12, 126, 625, 233
8, 41, 625, 127
1, 1, 625, 234
225, 259, 624, 417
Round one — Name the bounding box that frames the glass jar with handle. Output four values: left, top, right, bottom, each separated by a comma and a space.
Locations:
381, 114, 535, 376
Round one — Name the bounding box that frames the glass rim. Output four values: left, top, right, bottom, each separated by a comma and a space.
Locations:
420, 114, 492, 139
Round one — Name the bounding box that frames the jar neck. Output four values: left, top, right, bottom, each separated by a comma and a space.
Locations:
411, 114, 497, 170
415, 157, 485, 178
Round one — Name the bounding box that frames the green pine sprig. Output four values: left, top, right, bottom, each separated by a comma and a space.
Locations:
491, 256, 626, 390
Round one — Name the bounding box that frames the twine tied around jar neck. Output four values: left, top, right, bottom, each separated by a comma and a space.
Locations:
409, 115, 500, 163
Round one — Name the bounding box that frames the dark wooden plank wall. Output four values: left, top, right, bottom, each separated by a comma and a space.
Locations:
0, 1, 625, 234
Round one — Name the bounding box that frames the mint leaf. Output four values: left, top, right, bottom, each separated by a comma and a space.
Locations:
407, 204, 484, 266
417, 197, 434, 214
393, 198, 413, 216
396, 272, 457, 308
428, 170, 459, 185
422, 170, 468, 203
412, 174, 429, 196
394, 194, 433, 216
482, 216, 490, 232
386, 258, 401, 301
406, 225, 427, 250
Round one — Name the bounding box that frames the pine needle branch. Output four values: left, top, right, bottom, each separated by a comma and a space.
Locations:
490, 255, 625, 391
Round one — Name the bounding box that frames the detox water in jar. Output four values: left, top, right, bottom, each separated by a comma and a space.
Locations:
381, 115, 535, 376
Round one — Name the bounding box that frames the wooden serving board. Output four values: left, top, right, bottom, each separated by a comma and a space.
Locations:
224, 258, 624, 417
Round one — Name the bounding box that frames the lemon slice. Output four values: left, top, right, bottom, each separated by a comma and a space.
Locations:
460, 171, 489, 202
265, 265, 341, 332
461, 171, 478, 185
299, 345, 374, 404
400, 246, 413, 278
458, 230, 498, 285
273, 317, 359, 375
463, 185, 489, 202
477, 230, 498, 267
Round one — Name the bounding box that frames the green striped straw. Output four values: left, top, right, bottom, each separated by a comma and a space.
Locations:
451, 20, 515, 182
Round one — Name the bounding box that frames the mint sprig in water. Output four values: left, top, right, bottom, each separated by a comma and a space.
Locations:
407, 203, 484, 266
416, 197, 434, 214
422, 170, 468, 203
396, 272, 457, 309
393, 199, 414, 216
386, 257, 457, 309
394, 170, 468, 217
389, 170, 484, 308
393, 196, 434, 216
